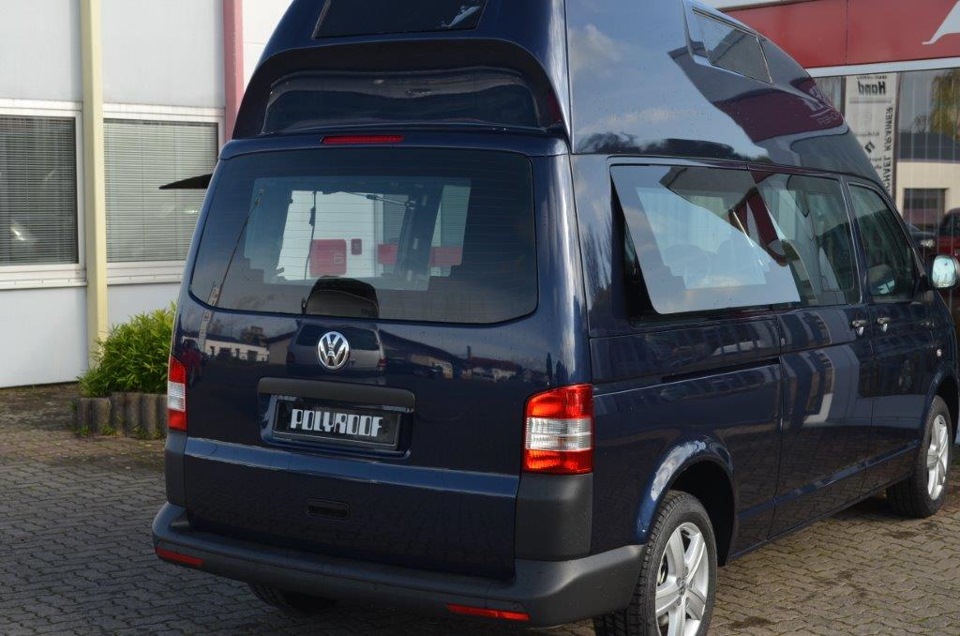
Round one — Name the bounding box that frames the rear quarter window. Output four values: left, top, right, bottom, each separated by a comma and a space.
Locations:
190, 148, 536, 324
613, 165, 859, 315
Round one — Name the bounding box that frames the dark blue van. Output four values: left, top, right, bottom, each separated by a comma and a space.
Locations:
153, 1, 960, 634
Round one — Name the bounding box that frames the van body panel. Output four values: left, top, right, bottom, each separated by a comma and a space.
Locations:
590, 317, 781, 554
629, 445, 739, 551
847, 182, 951, 491
862, 298, 937, 491
182, 438, 518, 578
771, 307, 873, 535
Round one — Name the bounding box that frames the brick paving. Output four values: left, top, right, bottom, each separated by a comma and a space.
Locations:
0, 384, 958, 635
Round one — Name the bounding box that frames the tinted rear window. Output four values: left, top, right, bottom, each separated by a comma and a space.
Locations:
264, 71, 541, 133
191, 148, 536, 324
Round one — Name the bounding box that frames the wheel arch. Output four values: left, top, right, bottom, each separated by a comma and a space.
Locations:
635, 440, 737, 566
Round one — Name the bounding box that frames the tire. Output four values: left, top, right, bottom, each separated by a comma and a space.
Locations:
594, 491, 717, 636
248, 583, 337, 614
887, 395, 953, 518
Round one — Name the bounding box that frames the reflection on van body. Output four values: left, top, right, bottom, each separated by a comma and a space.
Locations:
153, 1, 960, 634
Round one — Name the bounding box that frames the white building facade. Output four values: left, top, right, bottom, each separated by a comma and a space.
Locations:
1, 0, 289, 387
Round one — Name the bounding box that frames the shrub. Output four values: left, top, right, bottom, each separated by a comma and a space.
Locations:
78, 305, 175, 397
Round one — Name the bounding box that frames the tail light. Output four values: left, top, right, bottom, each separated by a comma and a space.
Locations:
523, 384, 593, 474
168, 356, 187, 432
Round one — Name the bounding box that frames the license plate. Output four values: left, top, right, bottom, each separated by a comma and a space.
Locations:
273, 397, 400, 449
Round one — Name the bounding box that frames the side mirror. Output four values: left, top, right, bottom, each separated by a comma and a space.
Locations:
930, 255, 960, 289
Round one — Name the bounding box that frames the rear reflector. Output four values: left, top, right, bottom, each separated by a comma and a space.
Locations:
523, 384, 593, 474
155, 547, 203, 568
168, 356, 187, 432
322, 134, 404, 145
446, 604, 530, 622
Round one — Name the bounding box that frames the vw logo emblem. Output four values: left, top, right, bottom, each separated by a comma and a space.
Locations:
317, 331, 350, 370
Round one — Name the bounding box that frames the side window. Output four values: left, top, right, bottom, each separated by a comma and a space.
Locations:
612, 165, 801, 314
849, 185, 917, 301
754, 173, 859, 306
613, 166, 862, 315
693, 11, 771, 82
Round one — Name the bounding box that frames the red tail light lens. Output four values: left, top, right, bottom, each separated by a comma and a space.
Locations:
523, 384, 593, 474
168, 356, 187, 432
322, 134, 404, 145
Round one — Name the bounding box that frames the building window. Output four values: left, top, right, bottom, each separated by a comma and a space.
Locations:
105, 119, 217, 263
0, 115, 78, 266
902, 188, 946, 230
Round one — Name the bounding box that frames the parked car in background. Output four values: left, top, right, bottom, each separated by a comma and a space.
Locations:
937, 208, 960, 258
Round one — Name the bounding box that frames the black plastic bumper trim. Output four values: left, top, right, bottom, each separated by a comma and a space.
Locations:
516, 473, 592, 559
152, 503, 642, 626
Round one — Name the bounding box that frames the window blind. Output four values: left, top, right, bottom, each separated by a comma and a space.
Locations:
0, 115, 78, 265
105, 119, 216, 263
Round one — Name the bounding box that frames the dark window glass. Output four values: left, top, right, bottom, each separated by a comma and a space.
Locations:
0, 116, 77, 265
849, 185, 917, 301
695, 12, 770, 82
313, 0, 485, 38
263, 70, 541, 133
613, 166, 801, 314
754, 173, 859, 306
191, 148, 536, 324
902, 188, 945, 231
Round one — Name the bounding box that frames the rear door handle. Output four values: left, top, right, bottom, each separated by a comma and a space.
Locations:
851, 319, 868, 336
876, 316, 892, 333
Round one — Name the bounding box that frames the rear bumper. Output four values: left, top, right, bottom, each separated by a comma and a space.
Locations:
152, 503, 643, 626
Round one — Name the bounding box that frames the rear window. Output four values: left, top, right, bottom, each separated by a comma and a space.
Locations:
191, 148, 536, 324
263, 70, 541, 133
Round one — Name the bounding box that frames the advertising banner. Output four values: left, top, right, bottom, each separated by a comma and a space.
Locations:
844, 73, 898, 194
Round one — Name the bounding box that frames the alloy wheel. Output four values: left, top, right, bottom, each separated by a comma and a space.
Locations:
927, 413, 950, 501
655, 522, 711, 636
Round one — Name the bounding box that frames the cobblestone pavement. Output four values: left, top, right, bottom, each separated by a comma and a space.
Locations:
1, 385, 958, 635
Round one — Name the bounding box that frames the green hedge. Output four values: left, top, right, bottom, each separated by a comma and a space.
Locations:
78, 305, 174, 397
